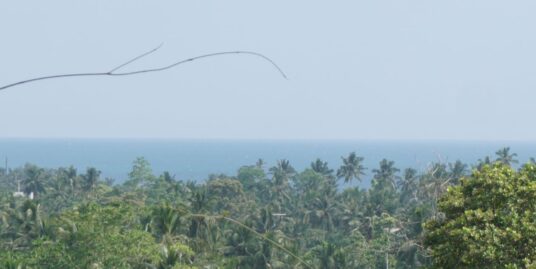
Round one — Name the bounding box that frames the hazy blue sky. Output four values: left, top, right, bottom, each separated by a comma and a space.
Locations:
1, 1, 535, 140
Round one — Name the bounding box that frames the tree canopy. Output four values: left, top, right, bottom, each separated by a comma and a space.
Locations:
425, 163, 536, 268
0, 147, 533, 268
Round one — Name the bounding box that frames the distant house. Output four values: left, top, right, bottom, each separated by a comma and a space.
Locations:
12, 190, 25, 198
12, 181, 33, 199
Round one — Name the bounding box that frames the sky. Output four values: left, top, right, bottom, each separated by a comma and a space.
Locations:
1, 1, 535, 140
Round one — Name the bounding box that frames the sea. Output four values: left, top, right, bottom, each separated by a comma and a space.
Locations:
1, 139, 535, 188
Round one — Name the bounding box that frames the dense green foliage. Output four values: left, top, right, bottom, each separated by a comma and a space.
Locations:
425, 163, 536, 268
0, 148, 531, 268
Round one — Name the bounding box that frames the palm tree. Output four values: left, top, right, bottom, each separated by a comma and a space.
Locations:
2, 200, 45, 250
339, 191, 363, 233
22, 165, 46, 197
372, 159, 400, 190
369, 160, 400, 215
421, 163, 452, 217
495, 147, 518, 166
398, 168, 418, 203
311, 158, 334, 177
304, 188, 339, 232
310, 242, 346, 269
188, 189, 212, 239
268, 159, 296, 206
269, 159, 296, 184
161, 171, 175, 183
255, 207, 276, 233
81, 167, 101, 193
429, 162, 448, 180
448, 160, 468, 184
223, 217, 273, 269
189, 188, 211, 214
256, 158, 265, 169
151, 203, 186, 243
336, 152, 366, 183
46, 177, 73, 212
61, 166, 78, 192
311, 158, 337, 189
476, 156, 493, 170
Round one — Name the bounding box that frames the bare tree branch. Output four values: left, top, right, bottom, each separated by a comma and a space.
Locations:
0, 46, 287, 91
111, 50, 288, 78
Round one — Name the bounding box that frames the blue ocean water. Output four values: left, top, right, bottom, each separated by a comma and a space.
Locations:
0, 139, 535, 187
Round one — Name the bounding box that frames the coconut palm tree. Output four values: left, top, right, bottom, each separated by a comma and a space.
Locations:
22, 165, 46, 197
339, 191, 363, 233
398, 168, 418, 203
150, 203, 187, 243
256, 158, 265, 169
188, 189, 212, 240
81, 167, 101, 193
269, 160, 295, 185
304, 188, 339, 232
311, 159, 334, 178
476, 156, 494, 170
336, 152, 366, 183
58, 166, 78, 193
1, 200, 45, 250
372, 159, 400, 190
369, 160, 400, 215
495, 147, 518, 166
311, 158, 337, 189
268, 159, 296, 207
448, 160, 468, 184
45, 177, 72, 212
309, 241, 347, 269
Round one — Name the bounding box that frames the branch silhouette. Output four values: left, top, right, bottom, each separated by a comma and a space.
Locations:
0, 44, 287, 91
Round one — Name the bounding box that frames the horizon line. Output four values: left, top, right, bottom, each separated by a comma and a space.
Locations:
0, 137, 535, 143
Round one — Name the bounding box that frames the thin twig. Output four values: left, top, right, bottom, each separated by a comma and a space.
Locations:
109, 43, 164, 73
0, 47, 287, 91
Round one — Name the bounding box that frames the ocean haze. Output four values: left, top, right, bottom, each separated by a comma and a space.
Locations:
1, 139, 534, 187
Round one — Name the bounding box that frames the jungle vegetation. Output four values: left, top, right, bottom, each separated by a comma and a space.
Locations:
0, 147, 534, 268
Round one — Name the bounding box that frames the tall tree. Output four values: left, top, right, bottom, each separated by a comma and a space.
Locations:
476, 156, 493, 170
372, 159, 400, 190
125, 157, 154, 189
369, 159, 400, 215
495, 147, 518, 166
81, 167, 100, 193
58, 166, 78, 193
425, 163, 536, 268
304, 188, 339, 232
150, 203, 186, 244
1, 200, 45, 250
336, 152, 366, 183
448, 160, 468, 183
268, 159, 296, 207
311, 158, 337, 189
22, 165, 46, 196
237, 165, 265, 192
311, 158, 334, 178
398, 168, 418, 203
